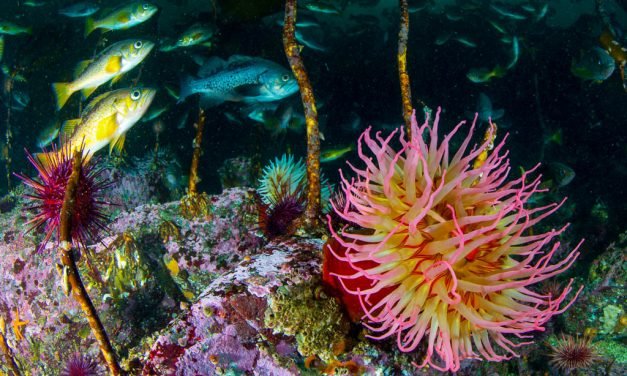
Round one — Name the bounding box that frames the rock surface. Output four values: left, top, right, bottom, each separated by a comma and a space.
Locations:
1, 188, 625, 375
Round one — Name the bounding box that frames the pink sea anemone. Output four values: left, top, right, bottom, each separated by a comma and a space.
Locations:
324, 108, 583, 371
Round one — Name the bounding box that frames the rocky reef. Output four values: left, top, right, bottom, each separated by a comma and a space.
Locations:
0, 187, 625, 375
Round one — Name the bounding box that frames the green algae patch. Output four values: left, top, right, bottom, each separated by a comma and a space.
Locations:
595, 339, 627, 364
264, 282, 350, 362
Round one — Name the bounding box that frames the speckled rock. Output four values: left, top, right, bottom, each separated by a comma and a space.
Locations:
0, 188, 264, 374
141, 238, 322, 375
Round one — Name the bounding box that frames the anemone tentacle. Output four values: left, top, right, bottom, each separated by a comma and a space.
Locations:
326, 108, 582, 372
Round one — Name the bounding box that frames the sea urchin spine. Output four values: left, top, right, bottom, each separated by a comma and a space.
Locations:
16, 145, 110, 251
549, 334, 599, 372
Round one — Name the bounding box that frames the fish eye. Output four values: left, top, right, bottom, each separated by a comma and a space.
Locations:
134, 41, 143, 49
142, 3, 150, 10
131, 90, 141, 100
281, 74, 289, 82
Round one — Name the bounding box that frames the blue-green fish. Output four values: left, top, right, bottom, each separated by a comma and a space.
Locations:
547, 162, 575, 188
467, 93, 504, 123
0, 21, 31, 35
571, 47, 615, 81
37, 122, 60, 149
466, 65, 506, 83
59, 1, 100, 18
243, 101, 304, 136
490, 4, 526, 20
179, 55, 299, 108
305, 2, 340, 15
506, 36, 519, 69
321, 145, 353, 163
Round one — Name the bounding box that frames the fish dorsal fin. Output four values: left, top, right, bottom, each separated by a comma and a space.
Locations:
197, 57, 225, 77
81, 86, 98, 99
105, 55, 122, 74
190, 54, 208, 66
83, 92, 109, 113
227, 55, 255, 66
74, 59, 93, 79
95, 114, 118, 141
60, 119, 81, 141
109, 132, 126, 155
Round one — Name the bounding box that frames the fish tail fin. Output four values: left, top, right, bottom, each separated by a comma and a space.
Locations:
52, 82, 75, 110
177, 76, 193, 103
84, 17, 96, 37
493, 65, 507, 78
33, 151, 59, 171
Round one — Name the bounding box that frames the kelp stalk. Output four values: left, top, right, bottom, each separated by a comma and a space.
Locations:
4, 84, 12, 191
398, 0, 412, 135
0, 327, 21, 376
188, 108, 205, 195
59, 151, 122, 376
283, 0, 321, 229
180, 106, 209, 219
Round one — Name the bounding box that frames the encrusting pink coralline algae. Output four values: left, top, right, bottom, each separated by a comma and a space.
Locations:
323, 108, 583, 372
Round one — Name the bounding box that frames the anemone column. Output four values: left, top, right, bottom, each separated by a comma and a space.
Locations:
283, 0, 321, 230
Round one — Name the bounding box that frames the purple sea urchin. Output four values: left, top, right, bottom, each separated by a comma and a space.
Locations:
549, 334, 599, 371
16, 145, 111, 251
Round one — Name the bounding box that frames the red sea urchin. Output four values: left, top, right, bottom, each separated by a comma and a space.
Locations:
16, 145, 111, 251
259, 194, 305, 238
60, 353, 101, 376
324, 108, 583, 371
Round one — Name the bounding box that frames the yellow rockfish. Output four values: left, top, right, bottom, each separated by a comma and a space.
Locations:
85, 1, 158, 37
320, 145, 353, 163
52, 39, 154, 110
177, 23, 215, 48
39, 88, 156, 163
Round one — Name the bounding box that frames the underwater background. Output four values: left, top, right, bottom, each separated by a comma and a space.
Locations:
0, 0, 625, 375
